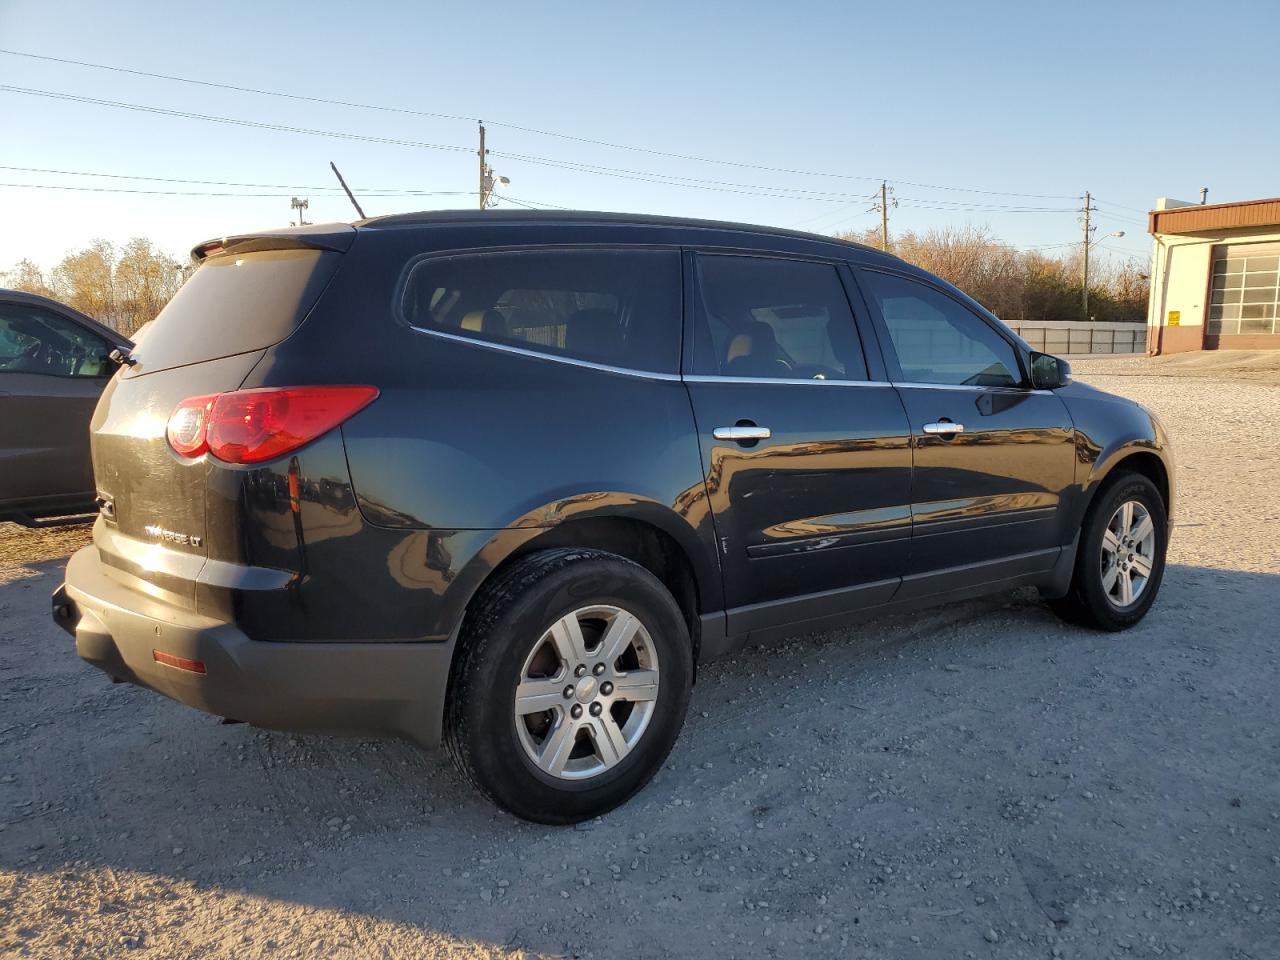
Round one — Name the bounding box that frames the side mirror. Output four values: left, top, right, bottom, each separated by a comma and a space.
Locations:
1030, 351, 1071, 390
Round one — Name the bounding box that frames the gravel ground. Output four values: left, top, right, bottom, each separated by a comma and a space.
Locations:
2, 358, 1278, 959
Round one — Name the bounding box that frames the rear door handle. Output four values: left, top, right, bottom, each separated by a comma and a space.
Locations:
713, 425, 771, 441
922, 421, 965, 435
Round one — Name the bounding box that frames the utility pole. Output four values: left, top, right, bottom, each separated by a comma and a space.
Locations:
478, 122, 487, 210
1081, 190, 1093, 318
477, 122, 509, 210
880, 181, 889, 251
867, 181, 896, 251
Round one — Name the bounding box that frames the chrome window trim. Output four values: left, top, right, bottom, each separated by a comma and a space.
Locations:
682, 374, 893, 388
890, 381, 1053, 396
405, 324, 683, 381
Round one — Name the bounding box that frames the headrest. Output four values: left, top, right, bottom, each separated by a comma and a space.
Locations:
726, 321, 779, 362
727, 333, 753, 362
460, 309, 508, 337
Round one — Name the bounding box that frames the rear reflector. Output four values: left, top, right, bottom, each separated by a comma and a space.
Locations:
152, 649, 207, 674
166, 386, 378, 464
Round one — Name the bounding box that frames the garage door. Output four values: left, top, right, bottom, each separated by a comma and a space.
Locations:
1207, 242, 1280, 348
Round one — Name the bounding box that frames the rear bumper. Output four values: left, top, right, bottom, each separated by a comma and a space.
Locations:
54, 546, 452, 747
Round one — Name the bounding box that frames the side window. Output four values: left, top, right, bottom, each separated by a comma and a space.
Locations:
0, 305, 111, 378
692, 255, 868, 381
400, 249, 682, 373
859, 272, 1021, 387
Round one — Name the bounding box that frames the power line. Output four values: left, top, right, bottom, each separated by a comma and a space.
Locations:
1091, 196, 1151, 216
0, 84, 1069, 206
0, 47, 1080, 201
0, 48, 478, 124
0, 176, 565, 212
0, 164, 468, 195
0, 181, 469, 199
495, 194, 571, 210
491, 194, 568, 211
0, 84, 473, 154
1091, 207, 1149, 228
790, 201, 875, 229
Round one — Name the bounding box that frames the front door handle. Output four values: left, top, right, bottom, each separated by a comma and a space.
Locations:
922, 421, 965, 436
713, 425, 771, 442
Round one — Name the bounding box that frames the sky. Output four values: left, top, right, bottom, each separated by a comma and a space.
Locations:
2, 0, 1277, 273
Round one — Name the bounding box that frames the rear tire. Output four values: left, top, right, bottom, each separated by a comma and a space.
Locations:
445, 548, 693, 824
1050, 472, 1168, 631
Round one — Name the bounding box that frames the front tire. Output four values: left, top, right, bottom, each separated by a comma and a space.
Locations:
1051, 472, 1168, 631
445, 548, 693, 824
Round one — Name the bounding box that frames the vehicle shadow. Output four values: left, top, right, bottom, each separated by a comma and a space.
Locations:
2, 559, 1277, 958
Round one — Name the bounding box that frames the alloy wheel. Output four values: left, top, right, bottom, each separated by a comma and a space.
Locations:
1100, 499, 1156, 608
513, 605, 660, 780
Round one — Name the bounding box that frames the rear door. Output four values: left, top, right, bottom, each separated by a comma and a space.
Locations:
854, 268, 1076, 597
683, 252, 913, 635
0, 301, 115, 512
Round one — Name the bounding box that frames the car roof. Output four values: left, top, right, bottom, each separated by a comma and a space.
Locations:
357, 208, 885, 254
196, 210, 904, 268
0, 288, 132, 347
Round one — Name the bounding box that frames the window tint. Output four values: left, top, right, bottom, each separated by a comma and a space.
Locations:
859, 272, 1020, 387
137, 248, 340, 375
693, 255, 867, 380
0, 304, 111, 378
401, 249, 682, 373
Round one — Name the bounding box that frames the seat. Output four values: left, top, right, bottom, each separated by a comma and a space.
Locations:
722, 320, 789, 377
459, 308, 508, 338
563, 308, 624, 361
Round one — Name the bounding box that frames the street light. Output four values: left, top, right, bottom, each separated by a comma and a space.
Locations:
1091, 229, 1126, 246
1084, 230, 1126, 318
482, 170, 510, 209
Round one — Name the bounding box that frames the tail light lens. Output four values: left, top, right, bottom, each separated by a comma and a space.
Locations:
166, 395, 216, 457
166, 386, 378, 464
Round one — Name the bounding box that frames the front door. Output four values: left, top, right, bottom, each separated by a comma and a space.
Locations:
0, 302, 113, 512
855, 269, 1077, 598
683, 252, 914, 634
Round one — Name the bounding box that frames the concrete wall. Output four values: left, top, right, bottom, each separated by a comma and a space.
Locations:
1148, 226, 1280, 354
1005, 320, 1146, 357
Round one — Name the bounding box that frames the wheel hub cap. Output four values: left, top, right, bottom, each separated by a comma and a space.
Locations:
574, 677, 598, 703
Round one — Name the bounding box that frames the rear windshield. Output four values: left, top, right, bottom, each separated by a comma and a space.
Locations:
131, 248, 341, 374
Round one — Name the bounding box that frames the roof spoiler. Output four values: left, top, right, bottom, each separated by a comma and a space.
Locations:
192, 223, 357, 262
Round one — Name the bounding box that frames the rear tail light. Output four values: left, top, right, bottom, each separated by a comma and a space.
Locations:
166, 386, 378, 464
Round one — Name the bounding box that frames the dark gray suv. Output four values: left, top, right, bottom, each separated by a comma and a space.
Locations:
54, 212, 1173, 823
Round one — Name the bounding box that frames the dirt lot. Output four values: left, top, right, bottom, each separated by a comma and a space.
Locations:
2, 356, 1278, 959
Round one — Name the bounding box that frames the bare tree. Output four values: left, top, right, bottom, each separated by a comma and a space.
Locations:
115, 239, 184, 335
3, 259, 56, 300
5, 239, 186, 335
835, 225, 1148, 322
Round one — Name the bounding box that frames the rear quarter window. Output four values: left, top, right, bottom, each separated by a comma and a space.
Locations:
399, 248, 682, 374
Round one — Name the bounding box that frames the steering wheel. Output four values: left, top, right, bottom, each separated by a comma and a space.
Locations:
789, 363, 843, 381
0, 340, 43, 370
